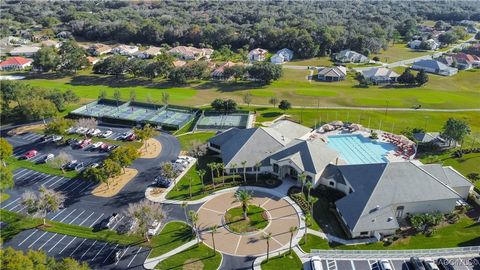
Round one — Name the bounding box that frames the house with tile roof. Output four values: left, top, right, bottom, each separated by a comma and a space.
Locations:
136, 46, 162, 59
168, 46, 213, 60
211, 61, 237, 80
317, 66, 347, 81
0, 56, 33, 70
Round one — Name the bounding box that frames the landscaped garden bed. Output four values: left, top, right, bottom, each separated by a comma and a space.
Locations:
224, 205, 269, 233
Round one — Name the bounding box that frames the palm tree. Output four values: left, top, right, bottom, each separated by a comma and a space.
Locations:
188, 176, 193, 199
299, 172, 307, 194
254, 161, 262, 183
264, 232, 272, 262
188, 210, 200, 243
207, 162, 216, 189
231, 163, 237, 183
210, 225, 218, 255
218, 163, 225, 185
214, 162, 221, 180
241, 161, 247, 183
196, 169, 206, 188
306, 181, 313, 200
235, 190, 253, 219
303, 213, 311, 244
181, 201, 188, 222
289, 226, 298, 254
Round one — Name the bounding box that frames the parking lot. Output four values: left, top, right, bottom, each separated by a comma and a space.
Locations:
5, 229, 149, 270
311, 258, 480, 270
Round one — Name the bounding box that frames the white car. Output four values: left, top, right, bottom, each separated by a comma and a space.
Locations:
119, 131, 133, 140
424, 260, 439, 270
67, 127, 77, 134
91, 141, 103, 149
52, 135, 63, 142
43, 153, 55, 163
91, 129, 102, 136
310, 256, 323, 270
378, 259, 393, 270
101, 130, 113, 138
76, 127, 88, 134
147, 219, 162, 236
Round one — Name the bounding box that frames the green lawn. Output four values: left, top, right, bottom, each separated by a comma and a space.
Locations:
298, 234, 332, 253
155, 243, 222, 270
15, 65, 480, 109
224, 205, 269, 233
261, 251, 303, 270
148, 222, 194, 259
6, 156, 79, 178
176, 132, 216, 151
0, 209, 42, 243
371, 43, 432, 63
288, 56, 333, 66
0, 193, 10, 202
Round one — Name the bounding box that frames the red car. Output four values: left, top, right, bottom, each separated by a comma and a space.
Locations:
126, 134, 136, 141
100, 143, 109, 151
79, 139, 92, 148
22, 150, 38, 159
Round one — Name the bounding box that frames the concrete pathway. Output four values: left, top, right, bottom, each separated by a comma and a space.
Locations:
143, 240, 198, 269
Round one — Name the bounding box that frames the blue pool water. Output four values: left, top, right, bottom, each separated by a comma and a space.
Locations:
326, 134, 396, 164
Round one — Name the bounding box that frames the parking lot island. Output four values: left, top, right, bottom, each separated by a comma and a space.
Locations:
138, 138, 162, 159
92, 168, 139, 197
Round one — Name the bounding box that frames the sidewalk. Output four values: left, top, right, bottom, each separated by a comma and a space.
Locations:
143, 240, 197, 269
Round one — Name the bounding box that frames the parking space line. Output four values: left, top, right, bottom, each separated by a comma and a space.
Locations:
59, 237, 77, 254
80, 240, 97, 259
390, 260, 396, 270
89, 213, 104, 227
28, 231, 48, 248
69, 210, 86, 224
403, 260, 411, 270
13, 169, 27, 176
70, 181, 90, 192
42, 176, 59, 186
59, 209, 77, 222
15, 170, 34, 179
48, 177, 65, 188
2, 198, 20, 208
115, 246, 130, 265
69, 238, 87, 257
48, 234, 67, 252
30, 173, 48, 183
15, 205, 27, 213
111, 216, 124, 230
91, 242, 109, 261
127, 247, 142, 267
103, 244, 118, 263
351, 260, 356, 270
50, 208, 67, 220
8, 204, 21, 211
38, 233, 57, 250
22, 171, 42, 181
60, 179, 82, 190
30, 154, 45, 162
78, 212, 95, 226
78, 182, 95, 193
19, 230, 38, 246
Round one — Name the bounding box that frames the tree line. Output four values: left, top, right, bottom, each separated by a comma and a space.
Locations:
33, 40, 88, 73
3, 2, 479, 58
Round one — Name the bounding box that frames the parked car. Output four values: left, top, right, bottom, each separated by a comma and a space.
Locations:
101, 130, 113, 138
40, 135, 53, 142
64, 160, 77, 170
76, 127, 88, 135
310, 256, 323, 270
67, 127, 77, 134
378, 259, 393, 270
424, 260, 440, 270
91, 141, 103, 149
126, 133, 136, 141
101, 213, 119, 229
86, 128, 96, 136
52, 135, 63, 142
147, 219, 162, 236
112, 248, 124, 264
74, 162, 85, 171
100, 143, 109, 151
436, 258, 454, 270
89, 163, 100, 168
119, 131, 133, 140
153, 176, 171, 188
66, 138, 78, 146
42, 153, 55, 163
411, 257, 426, 270
107, 145, 119, 152
21, 150, 38, 159
91, 129, 102, 137
117, 218, 137, 234
79, 139, 92, 148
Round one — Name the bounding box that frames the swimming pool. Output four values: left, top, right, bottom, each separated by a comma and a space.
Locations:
326, 134, 396, 164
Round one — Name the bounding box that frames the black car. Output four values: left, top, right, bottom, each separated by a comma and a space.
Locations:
155, 178, 171, 188
436, 258, 454, 270
100, 213, 119, 230
40, 135, 53, 142
66, 138, 79, 146
410, 257, 426, 270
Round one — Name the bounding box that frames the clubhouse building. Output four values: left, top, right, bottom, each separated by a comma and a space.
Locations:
208, 120, 473, 239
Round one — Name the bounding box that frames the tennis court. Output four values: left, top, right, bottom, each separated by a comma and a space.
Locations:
195, 111, 250, 130
70, 99, 197, 130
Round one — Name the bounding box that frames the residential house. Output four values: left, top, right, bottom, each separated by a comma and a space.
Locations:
40, 39, 61, 48
136, 46, 162, 59
319, 161, 472, 238
0, 56, 33, 70
9, 46, 40, 57
86, 56, 99, 65
248, 48, 268, 62
361, 67, 399, 84
271, 48, 294, 64
437, 56, 455, 66
466, 25, 478, 34
173, 60, 187, 68
411, 59, 458, 76
451, 53, 480, 69
334, 50, 368, 63
317, 66, 347, 82
168, 46, 213, 60
211, 61, 237, 80
56, 31, 72, 39
88, 44, 112, 56
413, 132, 456, 149
408, 39, 440, 50
112, 45, 139, 56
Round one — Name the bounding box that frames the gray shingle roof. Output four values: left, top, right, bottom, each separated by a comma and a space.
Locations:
421, 164, 473, 189
269, 120, 312, 141
334, 162, 461, 233
269, 139, 339, 174
413, 132, 439, 143
209, 127, 241, 146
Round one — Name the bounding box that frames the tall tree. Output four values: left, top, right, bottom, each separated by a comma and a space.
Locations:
442, 118, 471, 146
243, 92, 253, 108
44, 117, 73, 136
22, 186, 65, 225
278, 100, 291, 111
0, 166, 14, 191
161, 91, 170, 105
188, 210, 200, 243
130, 89, 136, 102
254, 162, 262, 183
0, 138, 13, 167
398, 69, 416, 85
196, 169, 206, 188
289, 226, 298, 254
102, 158, 122, 186
210, 225, 218, 255
247, 62, 283, 84
234, 190, 253, 219
133, 124, 157, 152
241, 161, 247, 183
264, 232, 272, 262
109, 145, 138, 173
269, 97, 279, 108
124, 199, 165, 242
33, 46, 60, 72
415, 70, 429, 86
59, 39, 87, 73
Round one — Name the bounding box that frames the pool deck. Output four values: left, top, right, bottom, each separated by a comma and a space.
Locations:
314, 127, 412, 163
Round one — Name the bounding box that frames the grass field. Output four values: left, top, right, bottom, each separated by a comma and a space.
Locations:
155, 243, 222, 270
261, 251, 303, 270
6, 156, 79, 178
148, 222, 194, 259
16, 65, 480, 109
371, 43, 432, 63
224, 205, 269, 233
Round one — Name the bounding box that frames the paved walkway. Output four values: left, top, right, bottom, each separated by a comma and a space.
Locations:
143, 239, 197, 269
307, 228, 377, 246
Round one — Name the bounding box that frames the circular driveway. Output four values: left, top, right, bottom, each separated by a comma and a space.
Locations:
197, 189, 301, 256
